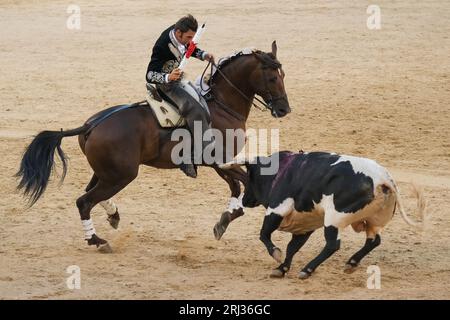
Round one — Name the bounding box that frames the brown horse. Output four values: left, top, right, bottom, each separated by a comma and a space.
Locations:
16, 41, 291, 252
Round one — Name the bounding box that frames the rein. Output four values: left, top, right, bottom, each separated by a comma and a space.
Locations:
199, 55, 287, 120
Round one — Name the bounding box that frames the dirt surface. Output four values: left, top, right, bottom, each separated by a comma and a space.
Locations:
1, 0, 449, 299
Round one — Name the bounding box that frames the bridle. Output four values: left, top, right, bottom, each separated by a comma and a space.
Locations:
258, 64, 288, 117
200, 53, 288, 119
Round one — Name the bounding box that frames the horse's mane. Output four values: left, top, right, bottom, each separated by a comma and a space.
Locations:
254, 51, 282, 69
209, 48, 282, 83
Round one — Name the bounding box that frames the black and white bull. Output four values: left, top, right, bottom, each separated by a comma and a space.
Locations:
223, 151, 424, 279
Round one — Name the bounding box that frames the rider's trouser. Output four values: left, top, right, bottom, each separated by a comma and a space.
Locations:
157, 81, 212, 164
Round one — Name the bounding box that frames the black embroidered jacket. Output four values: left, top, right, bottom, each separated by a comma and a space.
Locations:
146, 25, 207, 84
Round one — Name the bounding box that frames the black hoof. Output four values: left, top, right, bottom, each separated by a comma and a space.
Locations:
213, 222, 226, 240
213, 211, 231, 240
270, 265, 289, 278
107, 212, 120, 229
86, 234, 113, 253
299, 268, 313, 280
86, 234, 107, 247
344, 259, 359, 274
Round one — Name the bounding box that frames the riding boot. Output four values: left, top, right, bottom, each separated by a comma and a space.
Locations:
183, 111, 215, 165
156, 81, 214, 177
179, 162, 197, 178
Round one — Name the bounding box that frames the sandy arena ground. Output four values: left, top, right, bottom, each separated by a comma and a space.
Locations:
1, 0, 449, 299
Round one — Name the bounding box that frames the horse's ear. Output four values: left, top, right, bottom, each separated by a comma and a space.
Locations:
271, 40, 277, 58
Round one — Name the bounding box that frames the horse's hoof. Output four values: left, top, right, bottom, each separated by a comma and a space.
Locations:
271, 248, 283, 263
87, 234, 107, 246
107, 212, 120, 229
98, 242, 113, 254
213, 211, 231, 240
270, 268, 285, 278
213, 223, 225, 240
299, 270, 312, 280
344, 263, 358, 274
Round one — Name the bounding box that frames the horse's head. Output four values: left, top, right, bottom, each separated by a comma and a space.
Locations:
251, 41, 291, 118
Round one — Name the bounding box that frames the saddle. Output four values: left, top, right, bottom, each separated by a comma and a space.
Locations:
82, 80, 210, 137
146, 80, 210, 128
146, 83, 185, 128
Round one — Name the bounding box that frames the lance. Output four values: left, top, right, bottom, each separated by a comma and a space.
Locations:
178, 23, 206, 70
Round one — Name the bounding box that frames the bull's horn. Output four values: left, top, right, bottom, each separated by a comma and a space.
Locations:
218, 154, 261, 169
218, 162, 244, 170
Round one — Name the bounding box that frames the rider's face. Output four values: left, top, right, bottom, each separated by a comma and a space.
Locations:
175, 29, 195, 45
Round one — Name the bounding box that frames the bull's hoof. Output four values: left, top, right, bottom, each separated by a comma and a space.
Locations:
107, 212, 120, 229
270, 267, 287, 278
98, 242, 113, 254
271, 248, 283, 263
270, 269, 284, 278
299, 269, 312, 280
213, 211, 231, 240
344, 262, 358, 274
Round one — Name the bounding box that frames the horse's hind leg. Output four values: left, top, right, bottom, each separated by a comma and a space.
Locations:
84, 174, 121, 229
85, 174, 98, 192
76, 176, 135, 252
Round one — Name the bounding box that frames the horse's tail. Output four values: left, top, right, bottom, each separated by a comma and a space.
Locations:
15, 124, 89, 206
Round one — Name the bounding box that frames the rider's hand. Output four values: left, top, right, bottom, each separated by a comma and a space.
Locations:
204, 53, 215, 63
168, 68, 183, 82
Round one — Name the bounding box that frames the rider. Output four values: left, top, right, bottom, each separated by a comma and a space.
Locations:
146, 14, 215, 178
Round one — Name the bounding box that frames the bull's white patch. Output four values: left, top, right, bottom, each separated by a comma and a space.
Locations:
331, 155, 390, 189
81, 219, 95, 240
317, 189, 395, 229
99, 199, 117, 216
317, 194, 344, 227
266, 197, 294, 217
319, 194, 366, 228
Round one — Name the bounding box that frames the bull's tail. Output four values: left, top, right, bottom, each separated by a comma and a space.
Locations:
15, 124, 89, 206
387, 174, 426, 227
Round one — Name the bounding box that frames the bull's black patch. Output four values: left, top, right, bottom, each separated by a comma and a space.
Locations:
244, 151, 375, 214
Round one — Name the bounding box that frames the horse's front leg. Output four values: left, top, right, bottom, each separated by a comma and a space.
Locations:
213, 167, 247, 240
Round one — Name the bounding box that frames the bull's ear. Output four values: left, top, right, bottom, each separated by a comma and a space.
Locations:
271, 40, 277, 58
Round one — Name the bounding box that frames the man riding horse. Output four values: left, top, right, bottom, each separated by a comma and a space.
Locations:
16, 33, 291, 251
146, 14, 215, 178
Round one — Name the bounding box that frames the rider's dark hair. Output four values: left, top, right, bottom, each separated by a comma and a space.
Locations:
175, 14, 198, 33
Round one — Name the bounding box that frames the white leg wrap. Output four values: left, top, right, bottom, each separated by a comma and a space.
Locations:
227, 194, 244, 212
82, 219, 96, 240
99, 199, 117, 216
